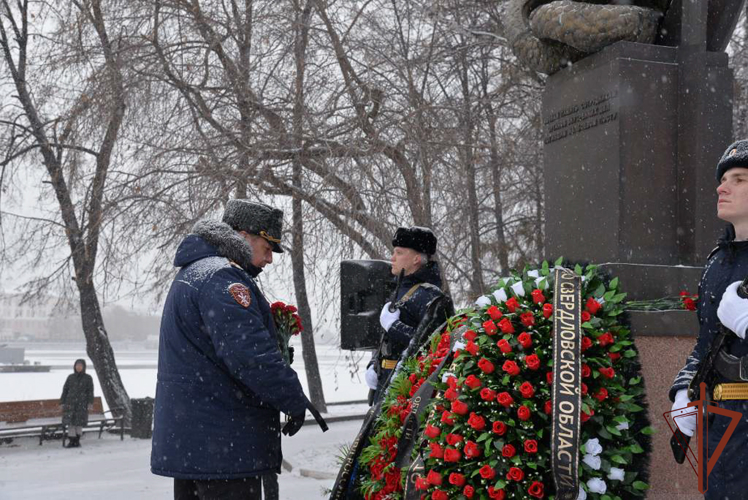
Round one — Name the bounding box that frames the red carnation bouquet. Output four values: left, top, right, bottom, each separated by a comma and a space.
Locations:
270, 301, 303, 365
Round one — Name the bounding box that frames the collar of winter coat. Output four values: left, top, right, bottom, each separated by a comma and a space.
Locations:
400, 260, 442, 290
716, 224, 748, 262
174, 220, 262, 277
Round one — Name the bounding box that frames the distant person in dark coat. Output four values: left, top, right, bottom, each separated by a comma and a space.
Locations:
60, 358, 94, 448
151, 200, 320, 500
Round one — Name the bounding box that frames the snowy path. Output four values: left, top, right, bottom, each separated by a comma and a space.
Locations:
0, 419, 362, 499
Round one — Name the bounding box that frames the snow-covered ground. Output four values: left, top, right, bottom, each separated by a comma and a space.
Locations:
0, 341, 371, 499
0, 419, 362, 500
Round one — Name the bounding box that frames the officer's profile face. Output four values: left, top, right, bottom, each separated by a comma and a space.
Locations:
717, 167, 748, 226
240, 232, 274, 268
391, 247, 422, 276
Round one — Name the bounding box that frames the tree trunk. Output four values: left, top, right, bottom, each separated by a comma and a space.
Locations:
78, 282, 132, 423
291, 0, 326, 412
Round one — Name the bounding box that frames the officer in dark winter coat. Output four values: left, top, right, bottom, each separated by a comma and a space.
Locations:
151, 200, 315, 500
60, 359, 94, 448
670, 139, 748, 499
365, 226, 446, 401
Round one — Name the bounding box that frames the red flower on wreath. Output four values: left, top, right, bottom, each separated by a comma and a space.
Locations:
483, 320, 498, 336
581, 336, 593, 351
480, 387, 497, 401
524, 439, 538, 454
492, 421, 507, 435
464, 440, 481, 458
528, 481, 545, 499
518, 405, 531, 421
599, 367, 616, 379
429, 442, 444, 459
502, 444, 516, 458
444, 447, 461, 462
519, 381, 535, 398
497, 392, 514, 407
415, 476, 429, 490
449, 472, 466, 486
586, 297, 602, 315
502, 360, 520, 376
464, 329, 478, 342
425, 424, 440, 439
479, 464, 496, 480
518, 332, 532, 349
525, 353, 541, 370
544, 399, 552, 414
520, 312, 535, 327
594, 387, 609, 401
609, 352, 621, 362
465, 340, 479, 356
445, 433, 463, 445
478, 358, 495, 374
497, 339, 512, 353
581, 311, 591, 322
432, 490, 448, 500
467, 412, 486, 431
542, 303, 553, 318
427, 470, 442, 486
444, 387, 459, 401
463, 485, 475, 498
598, 331, 615, 347
506, 297, 520, 312
465, 374, 482, 389
487, 305, 503, 321
531, 289, 546, 304
582, 364, 591, 378
451, 400, 469, 415
441, 410, 455, 425
498, 318, 515, 334
507, 467, 525, 481
488, 486, 506, 500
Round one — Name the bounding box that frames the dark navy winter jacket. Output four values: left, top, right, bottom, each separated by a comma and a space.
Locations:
151, 221, 308, 480
670, 227, 748, 401
385, 261, 444, 354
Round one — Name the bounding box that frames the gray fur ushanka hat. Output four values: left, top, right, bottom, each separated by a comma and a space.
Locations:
222, 200, 284, 253
717, 139, 748, 181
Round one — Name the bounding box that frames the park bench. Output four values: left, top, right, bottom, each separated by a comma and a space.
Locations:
0, 397, 124, 446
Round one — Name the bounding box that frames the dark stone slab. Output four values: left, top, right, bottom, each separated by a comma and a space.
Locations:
628, 310, 698, 337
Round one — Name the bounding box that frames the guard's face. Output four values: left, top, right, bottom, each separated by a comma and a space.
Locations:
391, 247, 421, 276
717, 167, 748, 226
75, 363, 84, 373
242, 233, 274, 268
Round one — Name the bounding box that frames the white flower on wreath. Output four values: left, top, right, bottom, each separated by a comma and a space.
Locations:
608, 467, 625, 481
492, 288, 508, 303
452, 341, 465, 353
475, 295, 491, 308
616, 420, 629, 431
587, 477, 607, 494
582, 453, 601, 470
511, 281, 525, 297
441, 372, 455, 383
527, 269, 540, 278
576, 485, 587, 500
584, 438, 602, 456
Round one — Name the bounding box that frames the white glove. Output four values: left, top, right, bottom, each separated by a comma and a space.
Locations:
380, 302, 400, 331
365, 364, 379, 390
718, 281, 748, 339
671, 389, 697, 437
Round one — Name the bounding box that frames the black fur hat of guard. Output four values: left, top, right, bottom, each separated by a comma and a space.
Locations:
717, 139, 748, 181
222, 200, 284, 253
392, 226, 437, 256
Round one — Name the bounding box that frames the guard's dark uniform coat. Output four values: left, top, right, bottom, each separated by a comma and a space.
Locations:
151, 221, 307, 480
670, 227, 748, 499
60, 359, 94, 427
376, 261, 444, 395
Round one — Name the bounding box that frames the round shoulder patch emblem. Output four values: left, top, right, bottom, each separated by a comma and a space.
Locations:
228, 283, 252, 308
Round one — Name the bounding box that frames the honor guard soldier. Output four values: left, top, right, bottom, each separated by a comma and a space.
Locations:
365, 226, 446, 403
151, 200, 323, 500
670, 140, 748, 499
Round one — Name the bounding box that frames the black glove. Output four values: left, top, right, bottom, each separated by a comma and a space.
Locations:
288, 346, 294, 365
282, 412, 306, 436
